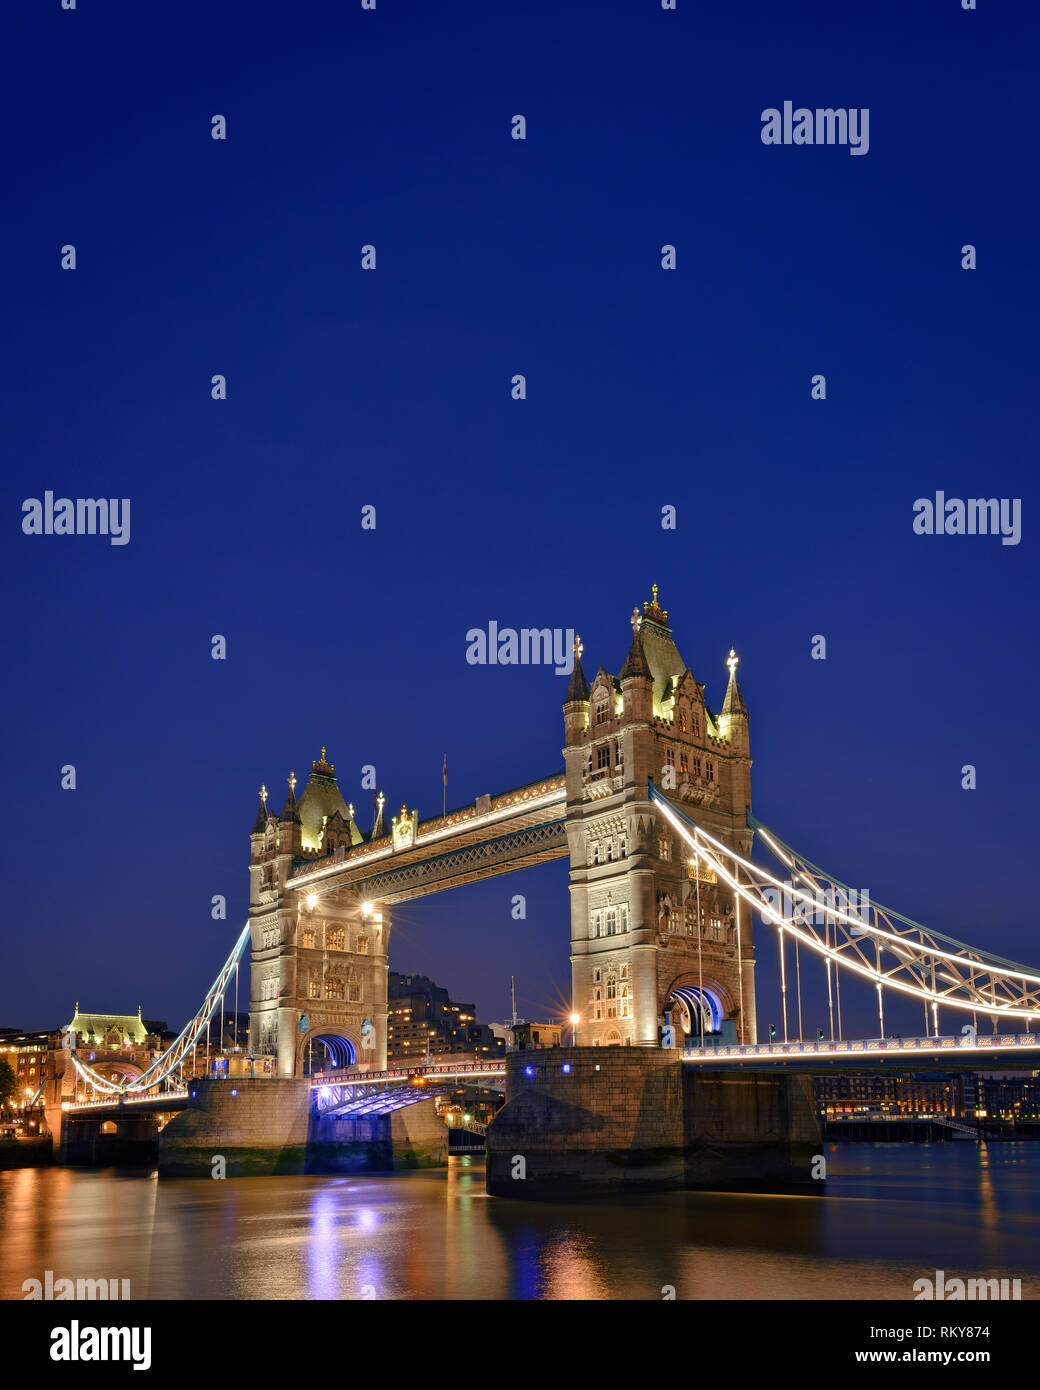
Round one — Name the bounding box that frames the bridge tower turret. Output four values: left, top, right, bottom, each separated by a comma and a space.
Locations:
565, 588, 757, 1049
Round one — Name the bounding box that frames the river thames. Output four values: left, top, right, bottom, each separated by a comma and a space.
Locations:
2, 1144, 1038, 1301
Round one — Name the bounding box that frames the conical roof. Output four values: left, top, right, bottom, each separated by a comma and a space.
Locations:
722, 652, 749, 718
619, 625, 650, 680
564, 652, 590, 702
251, 797, 268, 835
298, 748, 351, 848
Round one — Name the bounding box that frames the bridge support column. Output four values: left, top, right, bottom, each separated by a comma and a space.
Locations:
486, 1048, 820, 1199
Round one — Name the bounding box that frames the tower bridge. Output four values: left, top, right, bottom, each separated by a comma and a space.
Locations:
59, 586, 1040, 1195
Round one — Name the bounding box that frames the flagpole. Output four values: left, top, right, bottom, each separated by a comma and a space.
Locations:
442, 753, 447, 818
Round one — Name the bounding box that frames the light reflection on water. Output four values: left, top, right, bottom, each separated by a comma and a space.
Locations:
2, 1145, 1039, 1301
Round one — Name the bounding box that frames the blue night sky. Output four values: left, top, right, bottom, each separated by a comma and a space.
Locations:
2, 0, 1037, 1039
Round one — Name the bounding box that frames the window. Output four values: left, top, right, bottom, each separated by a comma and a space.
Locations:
706, 761, 715, 783
327, 928, 345, 951
592, 842, 600, 866
605, 907, 617, 935
326, 978, 344, 1001
620, 965, 628, 979
692, 756, 702, 778
679, 752, 689, 775
678, 711, 687, 732
658, 835, 671, 861
606, 841, 614, 863
615, 740, 623, 769
595, 701, 609, 725
593, 969, 601, 983
309, 979, 321, 999
620, 837, 627, 859
356, 937, 369, 954
302, 929, 315, 949
597, 745, 610, 769
606, 978, 617, 1000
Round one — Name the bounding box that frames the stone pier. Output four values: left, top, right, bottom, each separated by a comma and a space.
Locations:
157, 1078, 448, 1177
486, 1048, 820, 1199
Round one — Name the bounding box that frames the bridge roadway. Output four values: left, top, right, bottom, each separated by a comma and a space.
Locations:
65, 1089, 190, 1118
286, 773, 567, 904
680, 1032, 1040, 1070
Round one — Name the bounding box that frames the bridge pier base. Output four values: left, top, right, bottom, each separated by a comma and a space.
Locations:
485, 1049, 820, 1199
157, 1079, 450, 1176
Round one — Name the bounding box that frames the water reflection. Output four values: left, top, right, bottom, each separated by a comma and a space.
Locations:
1, 1145, 1038, 1301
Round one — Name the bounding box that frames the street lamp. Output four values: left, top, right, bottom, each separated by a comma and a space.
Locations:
569, 1012, 580, 1046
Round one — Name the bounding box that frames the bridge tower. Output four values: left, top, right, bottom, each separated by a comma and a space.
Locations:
247, 751, 390, 1077
564, 588, 757, 1048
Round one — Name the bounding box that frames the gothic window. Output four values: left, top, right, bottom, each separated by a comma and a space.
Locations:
658, 835, 671, 861
710, 917, 722, 941
620, 965, 628, 979
692, 717, 700, 737
620, 836, 627, 859
678, 711, 687, 733
309, 979, 321, 999
594, 1006, 602, 1020
595, 700, 609, 725
706, 761, 715, 783
594, 988, 601, 1001
606, 841, 614, 863
679, 752, 689, 775
327, 928, 345, 951
326, 978, 344, 1001
605, 907, 617, 935
356, 936, 369, 954
606, 976, 617, 1001
592, 842, 600, 866
593, 969, 602, 983
597, 745, 610, 769
348, 984, 361, 1002
615, 740, 623, 769
692, 757, 702, 777
302, 929, 315, 949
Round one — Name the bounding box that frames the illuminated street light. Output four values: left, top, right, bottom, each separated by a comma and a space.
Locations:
569, 1012, 580, 1045
361, 902, 373, 917
306, 893, 318, 909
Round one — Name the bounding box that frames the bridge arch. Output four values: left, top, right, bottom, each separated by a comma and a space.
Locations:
297, 1027, 357, 1077
664, 978, 735, 1040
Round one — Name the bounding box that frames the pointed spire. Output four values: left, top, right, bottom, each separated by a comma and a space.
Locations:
371, 790, 389, 840
252, 789, 268, 834
280, 770, 301, 823
722, 648, 748, 718
564, 633, 590, 702
620, 617, 650, 680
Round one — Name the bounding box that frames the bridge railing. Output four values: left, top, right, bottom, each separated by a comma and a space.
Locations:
66, 1088, 191, 1113
311, 1057, 507, 1087
683, 1034, 1039, 1062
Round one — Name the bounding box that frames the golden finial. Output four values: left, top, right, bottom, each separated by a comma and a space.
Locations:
321, 745, 326, 760
643, 584, 668, 624
260, 783, 268, 806
727, 648, 739, 678
288, 771, 297, 794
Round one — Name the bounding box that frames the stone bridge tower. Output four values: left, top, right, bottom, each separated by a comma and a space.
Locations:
564, 587, 757, 1048
248, 750, 390, 1077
